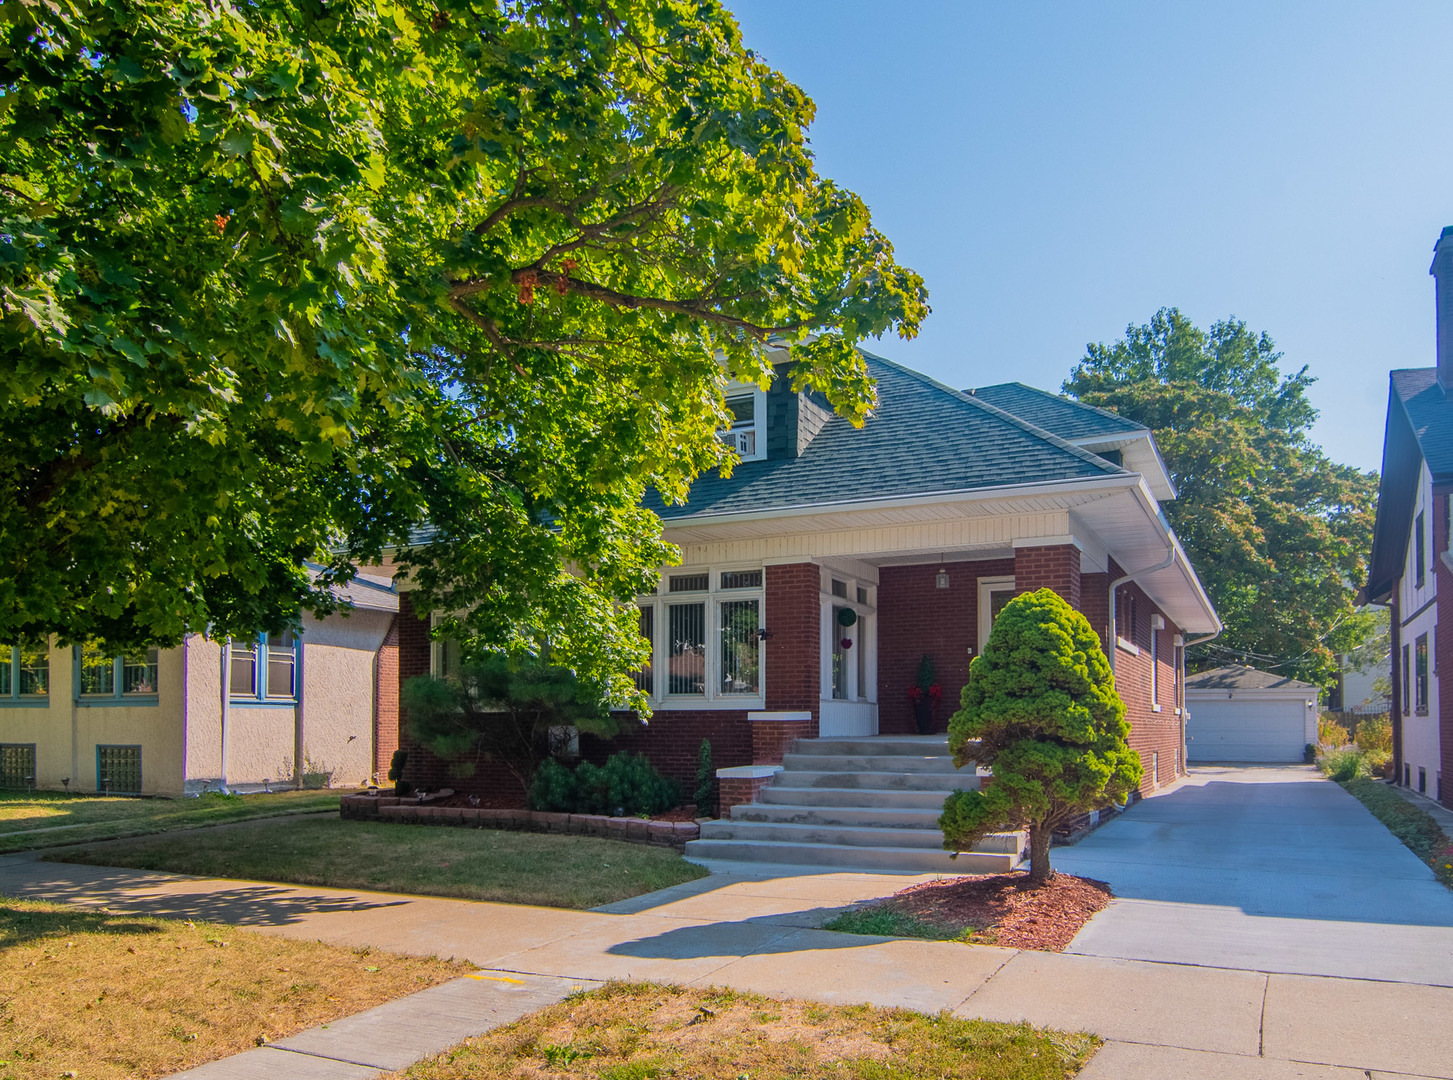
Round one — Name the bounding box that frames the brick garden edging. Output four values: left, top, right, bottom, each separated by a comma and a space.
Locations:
340, 795, 700, 851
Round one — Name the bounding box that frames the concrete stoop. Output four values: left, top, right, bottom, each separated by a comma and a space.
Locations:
686, 736, 1026, 873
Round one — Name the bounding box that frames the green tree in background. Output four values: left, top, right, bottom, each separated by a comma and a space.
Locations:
1064, 308, 1376, 689
941, 589, 1139, 885
0, 0, 928, 709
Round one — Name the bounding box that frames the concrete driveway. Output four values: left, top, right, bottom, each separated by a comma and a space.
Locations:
1053, 765, 1453, 985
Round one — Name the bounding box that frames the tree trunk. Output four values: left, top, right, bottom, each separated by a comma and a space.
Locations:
1026, 822, 1054, 885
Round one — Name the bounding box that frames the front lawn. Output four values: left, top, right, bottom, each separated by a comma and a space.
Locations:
47, 815, 708, 908
392, 982, 1100, 1080
0, 789, 343, 853
0, 896, 468, 1080
1340, 777, 1453, 888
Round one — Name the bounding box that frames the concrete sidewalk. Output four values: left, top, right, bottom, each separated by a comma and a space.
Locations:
4, 852, 1451, 1080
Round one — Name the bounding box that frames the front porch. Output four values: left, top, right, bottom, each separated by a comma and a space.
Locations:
690, 733, 1026, 874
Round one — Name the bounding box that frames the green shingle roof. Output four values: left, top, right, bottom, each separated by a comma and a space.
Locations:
969, 382, 1147, 442
650, 354, 1127, 520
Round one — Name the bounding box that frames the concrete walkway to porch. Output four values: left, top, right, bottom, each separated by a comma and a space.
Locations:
4, 845, 1452, 1079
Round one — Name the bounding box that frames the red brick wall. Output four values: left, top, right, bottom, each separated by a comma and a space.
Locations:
580, 710, 753, 799
373, 615, 399, 782
764, 563, 821, 721
1109, 577, 1187, 794
877, 558, 1015, 735
1436, 493, 1453, 807
752, 718, 814, 765
1014, 543, 1082, 609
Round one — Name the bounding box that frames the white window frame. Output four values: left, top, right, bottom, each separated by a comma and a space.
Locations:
978, 576, 1016, 654
637, 565, 767, 710
720, 383, 767, 463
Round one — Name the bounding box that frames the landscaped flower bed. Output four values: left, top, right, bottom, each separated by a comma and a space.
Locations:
340, 795, 700, 850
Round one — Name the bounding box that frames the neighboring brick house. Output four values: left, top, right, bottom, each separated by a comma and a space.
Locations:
392, 350, 1220, 803
1362, 227, 1453, 807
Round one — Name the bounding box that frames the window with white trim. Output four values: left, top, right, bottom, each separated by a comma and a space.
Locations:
720, 386, 766, 462
229, 631, 299, 702
637, 567, 765, 705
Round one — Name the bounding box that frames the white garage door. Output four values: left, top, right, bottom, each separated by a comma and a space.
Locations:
1187, 697, 1307, 763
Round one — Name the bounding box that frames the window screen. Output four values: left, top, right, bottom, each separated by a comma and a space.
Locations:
719, 599, 759, 694
668, 574, 709, 593
667, 603, 706, 694
634, 606, 654, 694
266, 631, 296, 697
719, 570, 762, 590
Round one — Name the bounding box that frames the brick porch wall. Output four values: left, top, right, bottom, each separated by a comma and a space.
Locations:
764, 563, 822, 724
877, 558, 1015, 735
1014, 543, 1082, 609
1436, 494, 1452, 807
580, 710, 753, 799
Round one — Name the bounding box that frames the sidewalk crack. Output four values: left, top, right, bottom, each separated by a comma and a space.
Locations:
1257, 974, 1269, 1057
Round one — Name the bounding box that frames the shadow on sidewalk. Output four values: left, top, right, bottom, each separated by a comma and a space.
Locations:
1, 859, 411, 927
605, 912, 881, 959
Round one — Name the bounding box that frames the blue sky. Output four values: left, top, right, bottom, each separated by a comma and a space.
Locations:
723, 1, 1453, 474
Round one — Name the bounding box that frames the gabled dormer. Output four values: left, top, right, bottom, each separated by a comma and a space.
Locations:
721, 362, 836, 464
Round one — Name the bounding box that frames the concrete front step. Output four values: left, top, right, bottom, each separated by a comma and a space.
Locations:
683, 837, 1019, 874
770, 769, 978, 792
732, 802, 944, 829
792, 736, 954, 757
700, 818, 1026, 855
758, 786, 960, 810
780, 752, 961, 775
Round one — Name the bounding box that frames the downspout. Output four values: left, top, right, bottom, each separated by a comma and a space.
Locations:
1108, 545, 1177, 675
219, 639, 231, 793
1106, 531, 1188, 797
293, 635, 306, 790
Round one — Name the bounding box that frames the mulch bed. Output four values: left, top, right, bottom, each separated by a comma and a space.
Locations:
883, 871, 1112, 951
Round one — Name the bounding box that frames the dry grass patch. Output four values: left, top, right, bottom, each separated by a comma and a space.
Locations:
393, 982, 1099, 1080
0, 896, 470, 1080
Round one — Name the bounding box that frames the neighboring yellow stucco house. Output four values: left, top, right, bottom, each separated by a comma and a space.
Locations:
0, 575, 398, 797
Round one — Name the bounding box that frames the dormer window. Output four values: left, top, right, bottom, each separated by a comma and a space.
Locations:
721, 387, 766, 462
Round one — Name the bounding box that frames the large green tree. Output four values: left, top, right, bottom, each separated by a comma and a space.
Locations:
0, 0, 928, 707
1064, 308, 1376, 688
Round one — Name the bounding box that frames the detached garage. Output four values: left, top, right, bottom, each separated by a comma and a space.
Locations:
1185, 665, 1319, 764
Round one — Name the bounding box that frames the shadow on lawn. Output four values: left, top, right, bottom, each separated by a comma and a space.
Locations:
2, 858, 410, 928
0, 901, 170, 947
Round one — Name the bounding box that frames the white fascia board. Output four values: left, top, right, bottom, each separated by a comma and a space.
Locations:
657, 473, 1143, 529
1111, 480, 1221, 635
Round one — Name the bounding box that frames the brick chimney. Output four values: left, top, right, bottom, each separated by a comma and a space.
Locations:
1433, 227, 1453, 391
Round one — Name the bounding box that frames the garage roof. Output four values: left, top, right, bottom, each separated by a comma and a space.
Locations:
1185, 665, 1317, 692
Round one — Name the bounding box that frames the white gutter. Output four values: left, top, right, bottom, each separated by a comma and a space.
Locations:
655, 473, 1141, 528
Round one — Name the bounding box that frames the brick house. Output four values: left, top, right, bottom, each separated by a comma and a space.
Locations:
390, 350, 1221, 847
1362, 226, 1453, 808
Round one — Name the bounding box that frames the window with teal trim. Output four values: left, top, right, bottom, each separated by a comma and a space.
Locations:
0, 641, 49, 705
76, 644, 158, 704
229, 631, 298, 702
